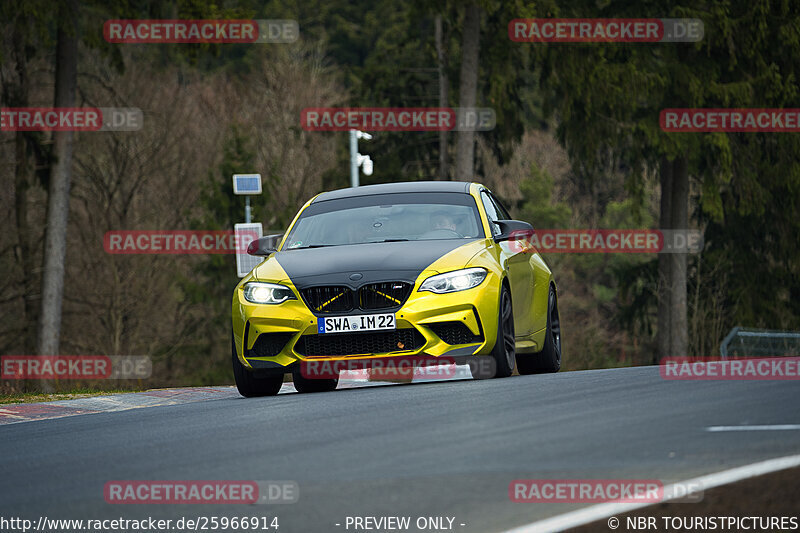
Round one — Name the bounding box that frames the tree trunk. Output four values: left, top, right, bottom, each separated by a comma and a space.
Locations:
435, 14, 449, 180
37, 0, 79, 386
656, 156, 673, 363
669, 155, 689, 357
454, 3, 480, 180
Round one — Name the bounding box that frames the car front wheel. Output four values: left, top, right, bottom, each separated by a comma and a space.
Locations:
232, 335, 284, 397
471, 285, 515, 379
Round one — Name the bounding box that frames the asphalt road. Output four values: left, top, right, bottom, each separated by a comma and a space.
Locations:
1, 366, 799, 532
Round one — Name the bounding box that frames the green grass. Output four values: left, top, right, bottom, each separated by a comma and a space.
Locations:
0, 387, 144, 405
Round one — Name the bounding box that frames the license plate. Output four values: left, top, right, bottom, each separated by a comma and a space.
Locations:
318, 313, 396, 334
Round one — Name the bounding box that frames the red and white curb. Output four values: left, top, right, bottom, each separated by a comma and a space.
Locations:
0, 366, 472, 425
337, 364, 472, 388
0, 387, 241, 426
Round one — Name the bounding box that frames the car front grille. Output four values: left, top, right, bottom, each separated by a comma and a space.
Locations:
301, 282, 413, 314
295, 329, 426, 357
428, 322, 483, 345
359, 282, 413, 310
300, 286, 354, 313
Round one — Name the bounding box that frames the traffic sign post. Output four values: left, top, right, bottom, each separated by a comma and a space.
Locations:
233, 174, 263, 277
349, 130, 373, 187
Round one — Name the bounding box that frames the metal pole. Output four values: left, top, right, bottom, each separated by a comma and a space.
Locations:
350, 129, 359, 188
245, 196, 251, 224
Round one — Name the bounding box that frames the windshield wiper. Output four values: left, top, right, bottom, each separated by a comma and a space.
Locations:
293, 240, 409, 249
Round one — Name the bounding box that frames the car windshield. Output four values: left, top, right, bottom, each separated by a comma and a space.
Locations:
283, 194, 483, 248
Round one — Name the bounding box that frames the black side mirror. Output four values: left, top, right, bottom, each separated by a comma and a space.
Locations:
246, 234, 283, 256
493, 220, 534, 243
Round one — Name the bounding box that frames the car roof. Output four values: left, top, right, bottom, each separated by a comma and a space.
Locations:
312, 181, 475, 202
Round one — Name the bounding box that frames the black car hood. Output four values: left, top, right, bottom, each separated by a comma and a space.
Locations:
274, 239, 477, 289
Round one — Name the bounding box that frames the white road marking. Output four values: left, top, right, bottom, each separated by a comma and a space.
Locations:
707, 425, 800, 432
504, 454, 800, 533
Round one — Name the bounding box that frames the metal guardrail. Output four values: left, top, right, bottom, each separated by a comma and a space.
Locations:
720, 327, 800, 358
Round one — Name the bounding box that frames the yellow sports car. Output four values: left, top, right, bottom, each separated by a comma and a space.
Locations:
231, 181, 561, 396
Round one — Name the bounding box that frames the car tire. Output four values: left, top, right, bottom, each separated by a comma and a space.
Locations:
232, 335, 284, 397
471, 285, 515, 379
292, 371, 339, 393
517, 285, 561, 375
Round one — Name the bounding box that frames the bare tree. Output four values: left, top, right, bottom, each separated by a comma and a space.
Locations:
454, 3, 480, 180
477, 131, 571, 204
669, 156, 689, 356
67, 56, 228, 377
248, 45, 343, 222
59, 44, 342, 386
656, 155, 689, 360
435, 14, 449, 180
37, 0, 79, 392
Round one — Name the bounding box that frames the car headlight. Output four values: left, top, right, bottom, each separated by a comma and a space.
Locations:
242, 282, 296, 304
418, 267, 487, 294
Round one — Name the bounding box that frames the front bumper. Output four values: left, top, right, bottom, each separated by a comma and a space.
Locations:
232, 274, 501, 372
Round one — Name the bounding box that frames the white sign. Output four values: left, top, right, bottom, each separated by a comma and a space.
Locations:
234, 222, 263, 277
